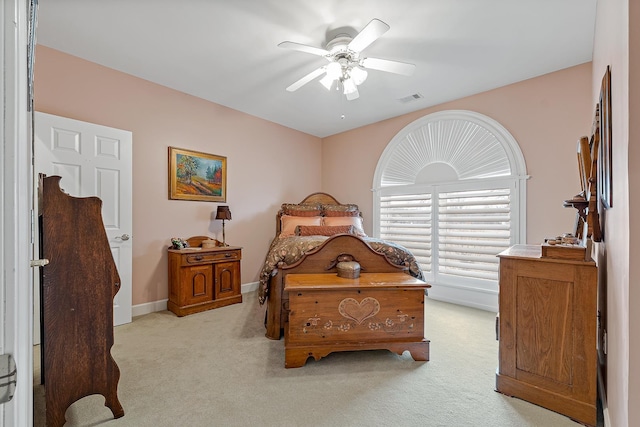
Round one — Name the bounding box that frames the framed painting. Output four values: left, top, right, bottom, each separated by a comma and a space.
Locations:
598, 66, 612, 209
168, 147, 226, 202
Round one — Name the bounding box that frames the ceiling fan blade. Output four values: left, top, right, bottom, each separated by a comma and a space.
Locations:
362, 57, 416, 76
347, 19, 390, 52
286, 67, 326, 92
345, 87, 360, 101
278, 41, 329, 57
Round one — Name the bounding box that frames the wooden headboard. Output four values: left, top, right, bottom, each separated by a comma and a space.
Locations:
298, 192, 341, 205
275, 192, 343, 235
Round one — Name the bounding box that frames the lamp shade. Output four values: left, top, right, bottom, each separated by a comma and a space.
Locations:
342, 78, 357, 95
325, 61, 342, 80
350, 66, 368, 85
215, 205, 232, 220
319, 73, 334, 90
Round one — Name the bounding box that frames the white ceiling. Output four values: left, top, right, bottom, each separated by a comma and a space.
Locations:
35, 0, 597, 138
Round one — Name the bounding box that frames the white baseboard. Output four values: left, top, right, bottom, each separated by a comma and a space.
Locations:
428, 284, 498, 312
131, 281, 259, 317
132, 299, 168, 317
242, 281, 259, 293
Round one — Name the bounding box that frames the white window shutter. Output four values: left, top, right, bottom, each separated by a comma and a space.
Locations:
437, 188, 512, 281
373, 110, 528, 311
379, 193, 432, 274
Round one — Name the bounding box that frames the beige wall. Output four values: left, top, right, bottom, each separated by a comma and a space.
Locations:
322, 63, 593, 246
592, 0, 638, 425
34, 46, 595, 308
34, 46, 322, 306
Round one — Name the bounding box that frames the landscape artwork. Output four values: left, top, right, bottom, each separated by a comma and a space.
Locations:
598, 66, 612, 209
169, 147, 226, 202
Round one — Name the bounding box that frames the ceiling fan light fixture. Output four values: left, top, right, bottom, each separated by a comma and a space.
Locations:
326, 62, 342, 80
319, 73, 334, 90
279, 18, 414, 102
343, 78, 357, 95
350, 66, 368, 85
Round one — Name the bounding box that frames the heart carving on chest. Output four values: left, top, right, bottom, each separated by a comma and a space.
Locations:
338, 297, 380, 325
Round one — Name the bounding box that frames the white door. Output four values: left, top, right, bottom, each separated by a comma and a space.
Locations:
34, 112, 133, 327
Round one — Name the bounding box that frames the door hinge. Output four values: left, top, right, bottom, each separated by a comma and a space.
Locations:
30, 259, 49, 267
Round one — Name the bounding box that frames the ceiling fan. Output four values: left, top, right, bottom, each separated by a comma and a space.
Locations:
279, 18, 415, 100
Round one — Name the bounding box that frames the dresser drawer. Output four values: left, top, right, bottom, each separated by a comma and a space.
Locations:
185, 250, 240, 265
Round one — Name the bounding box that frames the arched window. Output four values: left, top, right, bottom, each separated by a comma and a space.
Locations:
372, 110, 528, 311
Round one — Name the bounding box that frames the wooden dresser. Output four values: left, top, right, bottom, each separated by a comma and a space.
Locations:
496, 244, 597, 426
167, 246, 242, 316
284, 272, 430, 368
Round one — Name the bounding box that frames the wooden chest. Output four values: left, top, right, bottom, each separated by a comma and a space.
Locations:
284, 272, 431, 368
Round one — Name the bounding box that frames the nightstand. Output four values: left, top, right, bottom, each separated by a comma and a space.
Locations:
167, 245, 242, 316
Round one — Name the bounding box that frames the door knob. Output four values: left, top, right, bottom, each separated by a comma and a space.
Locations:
116, 234, 131, 241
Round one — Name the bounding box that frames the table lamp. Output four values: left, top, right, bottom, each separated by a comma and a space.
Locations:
215, 205, 232, 246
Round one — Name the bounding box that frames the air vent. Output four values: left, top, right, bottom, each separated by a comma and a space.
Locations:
398, 93, 424, 103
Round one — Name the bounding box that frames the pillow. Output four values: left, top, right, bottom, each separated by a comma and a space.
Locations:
322, 216, 367, 237
295, 225, 355, 236
281, 203, 322, 217
279, 215, 322, 238
322, 204, 360, 217
323, 209, 360, 217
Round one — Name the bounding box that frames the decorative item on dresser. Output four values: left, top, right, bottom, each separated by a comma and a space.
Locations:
258, 192, 425, 340
495, 244, 597, 427
39, 175, 124, 427
215, 205, 232, 246
167, 235, 242, 316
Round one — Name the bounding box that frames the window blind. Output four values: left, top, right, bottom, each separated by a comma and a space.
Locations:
437, 188, 511, 280
379, 193, 432, 273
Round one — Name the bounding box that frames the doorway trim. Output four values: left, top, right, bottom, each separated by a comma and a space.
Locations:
1, 0, 34, 425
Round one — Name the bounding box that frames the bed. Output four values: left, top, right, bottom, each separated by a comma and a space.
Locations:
260, 192, 425, 340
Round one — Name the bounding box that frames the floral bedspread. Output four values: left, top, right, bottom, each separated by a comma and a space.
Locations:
258, 235, 425, 304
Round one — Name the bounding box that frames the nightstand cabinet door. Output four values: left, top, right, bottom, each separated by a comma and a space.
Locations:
215, 260, 241, 299
180, 264, 214, 306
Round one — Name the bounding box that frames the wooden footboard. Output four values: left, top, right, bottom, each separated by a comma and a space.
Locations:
265, 234, 408, 340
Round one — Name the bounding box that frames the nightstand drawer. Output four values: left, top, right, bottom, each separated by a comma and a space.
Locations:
185, 250, 240, 265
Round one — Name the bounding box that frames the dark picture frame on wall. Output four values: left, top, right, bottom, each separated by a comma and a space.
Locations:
168, 147, 227, 202
598, 66, 612, 209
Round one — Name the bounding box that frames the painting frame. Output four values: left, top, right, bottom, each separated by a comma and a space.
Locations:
598, 66, 612, 209
168, 147, 227, 202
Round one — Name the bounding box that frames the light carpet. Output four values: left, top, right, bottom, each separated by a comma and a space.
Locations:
34, 291, 596, 426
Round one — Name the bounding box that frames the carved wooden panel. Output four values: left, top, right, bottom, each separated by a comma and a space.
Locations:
515, 276, 573, 385
40, 175, 124, 427
215, 260, 240, 298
